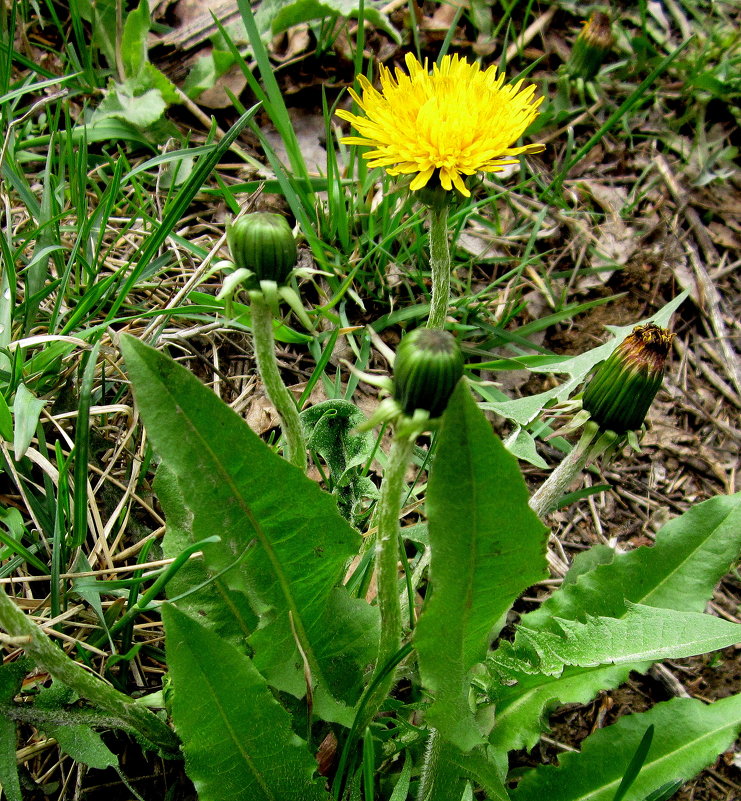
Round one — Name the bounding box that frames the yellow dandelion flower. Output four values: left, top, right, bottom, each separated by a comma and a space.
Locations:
336, 52, 545, 197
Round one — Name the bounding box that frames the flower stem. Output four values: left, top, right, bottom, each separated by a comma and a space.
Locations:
417, 727, 441, 801
529, 423, 599, 519
250, 294, 307, 472
0, 589, 179, 754
427, 204, 451, 330
355, 431, 414, 731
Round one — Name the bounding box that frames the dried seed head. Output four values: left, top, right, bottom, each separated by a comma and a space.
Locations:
567, 11, 615, 80
227, 213, 297, 286
393, 329, 464, 418
582, 323, 674, 434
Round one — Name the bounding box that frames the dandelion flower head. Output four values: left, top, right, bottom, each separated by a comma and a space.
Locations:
337, 53, 545, 197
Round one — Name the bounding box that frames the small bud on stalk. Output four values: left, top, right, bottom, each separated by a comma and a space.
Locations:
227, 212, 297, 286
361, 328, 463, 733
393, 329, 464, 419
223, 212, 307, 471
582, 323, 674, 434
530, 323, 674, 519
566, 11, 614, 81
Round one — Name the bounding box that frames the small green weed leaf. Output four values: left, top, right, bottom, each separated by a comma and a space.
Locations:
133, 63, 180, 106
0, 505, 46, 573
47, 725, 118, 771
492, 603, 741, 677
259, 0, 400, 41
302, 400, 373, 482
183, 50, 237, 100
121, 335, 378, 718
415, 383, 548, 751
74, 0, 117, 66
0, 392, 11, 441
163, 604, 328, 801
488, 493, 741, 752
71, 118, 156, 148
511, 695, 741, 801
301, 400, 377, 523
13, 383, 46, 460
94, 85, 168, 130
0, 718, 21, 801
70, 552, 113, 650
35, 682, 118, 767
481, 293, 687, 426
159, 154, 196, 189
121, 0, 150, 80
0, 659, 30, 702
503, 427, 548, 468
562, 543, 616, 585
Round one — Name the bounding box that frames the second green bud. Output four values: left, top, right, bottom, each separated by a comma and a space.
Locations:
393, 329, 464, 419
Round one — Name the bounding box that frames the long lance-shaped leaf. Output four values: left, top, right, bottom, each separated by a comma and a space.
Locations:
511, 694, 741, 801
121, 335, 378, 722
491, 603, 741, 676
489, 493, 741, 752
415, 383, 549, 751
163, 604, 328, 801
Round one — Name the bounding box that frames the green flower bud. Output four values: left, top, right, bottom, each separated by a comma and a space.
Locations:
227, 213, 297, 286
566, 11, 614, 81
582, 323, 674, 434
393, 329, 464, 418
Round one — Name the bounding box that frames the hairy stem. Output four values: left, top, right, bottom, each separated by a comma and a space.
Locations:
355, 432, 414, 731
250, 294, 307, 472
529, 424, 599, 518
427, 204, 451, 330
0, 589, 179, 753
2, 701, 137, 730
417, 727, 441, 801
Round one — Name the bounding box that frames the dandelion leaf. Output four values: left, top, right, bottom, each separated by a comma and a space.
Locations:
488, 492, 741, 752
163, 604, 328, 801
121, 335, 378, 724
415, 383, 548, 751
512, 695, 741, 801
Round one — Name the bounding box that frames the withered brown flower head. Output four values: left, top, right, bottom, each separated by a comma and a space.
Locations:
582, 323, 675, 434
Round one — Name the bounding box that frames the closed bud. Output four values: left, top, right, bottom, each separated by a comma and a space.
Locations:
567, 11, 614, 80
393, 329, 464, 418
227, 213, 297, 285
582, 323, 674, 434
